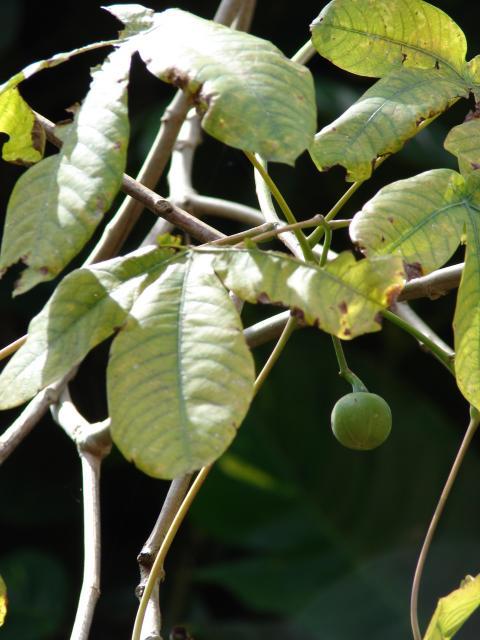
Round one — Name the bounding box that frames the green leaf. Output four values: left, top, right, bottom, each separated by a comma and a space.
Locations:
424, 574, 480, 640
0, 89, 45, 164
0, 575, 6, 627
453, 193, 480, 412
108, 252, 255, 479
350, 169, 466, 274
0, 246, 175, 409
0, 46, 131, 294
309, 68, 468, 182
444, 119, 480, 177
311, 0, 467, 79
350, 168, 480, 409
212, 247, 405, 339
135, 9, 316, 164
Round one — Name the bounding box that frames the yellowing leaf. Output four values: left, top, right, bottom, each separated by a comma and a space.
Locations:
311, 0, 467, 79
0, 88, 45, 164
212, 246, 405, 339
424, 574, 480, 640
444, 119, 480, 177
0, 575, 6, 627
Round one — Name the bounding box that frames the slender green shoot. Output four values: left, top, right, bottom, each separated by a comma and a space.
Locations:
382, 309, 455, 374
245, 151, 315, 262
331, 336, 368, 393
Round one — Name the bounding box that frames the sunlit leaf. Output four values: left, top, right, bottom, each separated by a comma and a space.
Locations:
103, 3, 155, 37
134, 9, 316, 164
0, 246, 175, 409
424, 574, 480, 640
350, 168, 480, 409
309, 68, 468, 181
212, 246, 405, 339
350, 169, 466, 274
444, 119, 480, 177
311, 0, 467, 79
0, 575, 6, 627
0, 45, 131, 294
108, 252, 255, 479
0, 89, 45, 164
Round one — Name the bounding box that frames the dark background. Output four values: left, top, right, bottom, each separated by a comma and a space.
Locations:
1, 1, 480, 638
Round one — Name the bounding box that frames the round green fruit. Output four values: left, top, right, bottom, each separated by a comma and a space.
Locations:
331, 392, 392, 451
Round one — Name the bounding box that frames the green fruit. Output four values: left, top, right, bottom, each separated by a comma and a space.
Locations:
331, 392, 392, 451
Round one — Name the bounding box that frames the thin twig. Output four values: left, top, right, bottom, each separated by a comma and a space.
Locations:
0, 370, 77, 465
291, 40, 317, 65
87, 92, 192, 263
393, 302, 454, 357
410, 407, 480, 640
136, 475, 192, 640
132, 467, 211, 640
186, 193, 264, 226
231, 0, 256, 30
0, 335, 26, 363
50, 388, 111, 640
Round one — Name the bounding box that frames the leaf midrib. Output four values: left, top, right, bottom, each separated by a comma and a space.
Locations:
322, 24, 464, 79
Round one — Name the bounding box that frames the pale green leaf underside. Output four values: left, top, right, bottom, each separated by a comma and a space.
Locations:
212, 247, 405, 339
309, 68, 468, 181
108, 253, 255, 479
103, 3, 155, 37
309, 68, 468, 182
136, 9, 316, 164
311, 0, 467, 78
350, 167, 480, 409
0, 46, 131, 294
445, 119, 480, 177
0, 88, 45, 164
424, 575, 480, 640
0, 246, 174, 410
350, 169, 467, 274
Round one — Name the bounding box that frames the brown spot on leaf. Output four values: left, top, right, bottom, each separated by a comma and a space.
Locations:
338, 301, 348, 314
435, 60, 440, 70
164, 67, 191, 91
31, 117, 46, 155
343, 328, 352, 337
386, 283, 404, 307
39, 266, 50, 275
404, 261, 423, 280
291, 307, 306, 325
472, 162, 480, 170
387, 216, 395, 224
401, 53, 407, 64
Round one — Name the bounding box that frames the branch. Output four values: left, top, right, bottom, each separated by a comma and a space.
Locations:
398, 263, 463, 301
186, 194, 264, 226
0, 369, 77, 465
50, 388, 111, 640
36, 112, 225, 245
136, 475, 192, 640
